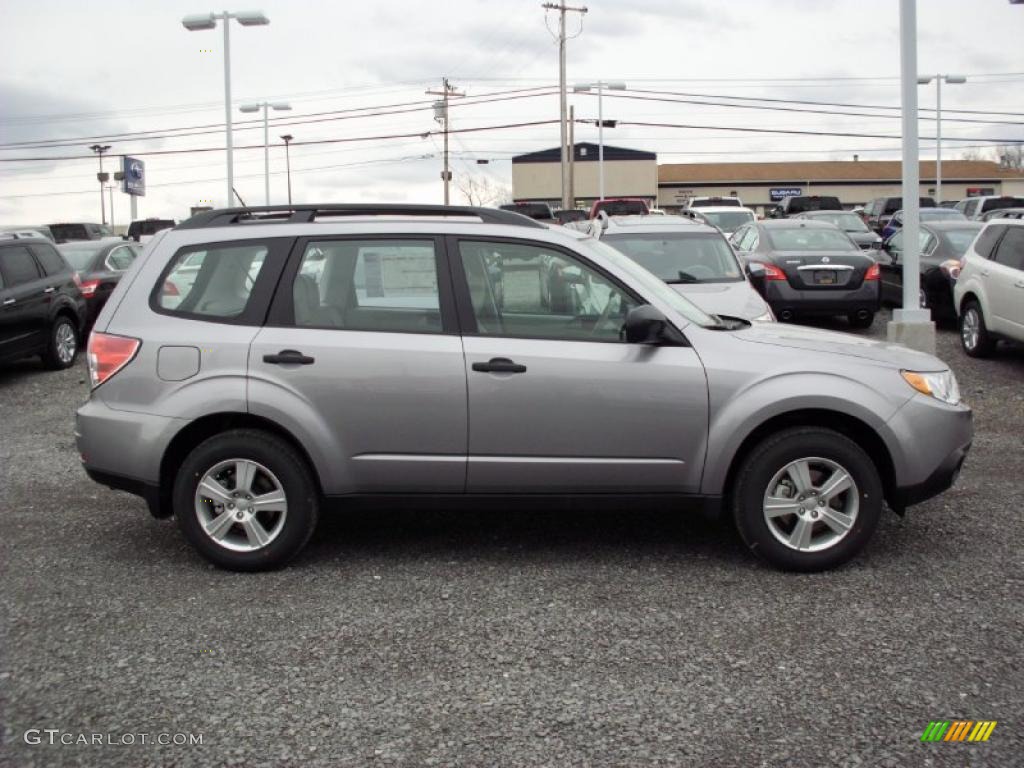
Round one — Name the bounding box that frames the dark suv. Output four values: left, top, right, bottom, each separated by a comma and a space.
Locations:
0, 234, 86, 368
769, 196, 843, 218
47, 222, 113, 243
864, 196, 936, 234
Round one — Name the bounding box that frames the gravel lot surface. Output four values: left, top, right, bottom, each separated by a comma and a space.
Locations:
2, 309, 1021, 767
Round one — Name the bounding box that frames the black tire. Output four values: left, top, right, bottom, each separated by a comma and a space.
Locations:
174, 429, 319, 571
732, 427, 883, 572
847, 312, 875, 330
959, 300, 996, 358
41, 314, 79, 370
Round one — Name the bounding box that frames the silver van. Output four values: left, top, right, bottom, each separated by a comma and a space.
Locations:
76, 205, 972, 573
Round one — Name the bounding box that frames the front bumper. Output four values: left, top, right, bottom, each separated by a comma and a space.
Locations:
764, 279, 880, 317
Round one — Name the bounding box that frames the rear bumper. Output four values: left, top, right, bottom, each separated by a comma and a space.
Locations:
83, 466, 166, 518
764, 279, 880, 316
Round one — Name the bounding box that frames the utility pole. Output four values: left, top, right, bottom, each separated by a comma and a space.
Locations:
542, 2, 587, 210
568, 105, 575, 207
427, 78, 464, 205
280, 134, 294, 205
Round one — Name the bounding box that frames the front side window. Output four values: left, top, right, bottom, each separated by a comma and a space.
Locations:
459, 240, 638, 342
157, 243, 268, 317
992, 227, 1024, 272
292, 240, 442, 333
767, 228, 857, 252
0, 246, 41, 286
603, 232, 743, 284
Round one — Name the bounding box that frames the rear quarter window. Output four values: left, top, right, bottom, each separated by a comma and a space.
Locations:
30, 244, 69, 276
972, 225, 1006, 260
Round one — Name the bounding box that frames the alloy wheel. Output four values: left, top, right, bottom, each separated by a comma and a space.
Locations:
962, 308, 980, 350
56, 323, 76, 364
762, 457, 860, 553
194, 459, 288, 552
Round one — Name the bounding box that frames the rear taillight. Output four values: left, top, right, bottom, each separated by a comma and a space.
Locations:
162, 280, 179, 296
864, 263, 881, 281
79, 279, 100, 296
87, 332, 140, 388
760, 263, 787, 281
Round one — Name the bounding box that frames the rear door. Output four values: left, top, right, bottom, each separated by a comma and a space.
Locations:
986, 226, 1024, 334
0, 244, 48, 358
451, 236, 708, 493
250, 236, 468, 494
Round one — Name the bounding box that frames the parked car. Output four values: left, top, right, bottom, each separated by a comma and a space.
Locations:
954, 219, 1024, 356
955, 195, 1024, 221
588, 215, 773, 322
0, 232, 86, 368
77, 204, 971, 574
47, 222, 114, 243
58, 240, 141, 326
498, 203, 556, 222
880, 207, 968, 239
683, 206, 757, 235
768, 195, 843, 219
686, 196, 743, 209
794, 210, 883, 250
553, 209, 587, 225
588, 198, 649, 218
730, 219, 880, 328
126, 218, 176, 242
979, 207, 1024, 222
875, 221, 983, 324
864, 196, 937, 234
0, 225, 55, 241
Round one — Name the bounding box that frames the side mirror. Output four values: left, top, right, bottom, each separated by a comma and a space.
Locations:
870, 240, 883, 251
625, 305, 670, 344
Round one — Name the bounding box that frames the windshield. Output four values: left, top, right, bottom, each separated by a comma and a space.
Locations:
582, 237, 719, 328
690, 198, 740, 208
940, 228, 983, 255
593, 200, 648, 216
699, 210, 755, 232
57, 244, 104, 270
807, 212, 870, 232
603, 232, 743, 284
767, 227, 858, 252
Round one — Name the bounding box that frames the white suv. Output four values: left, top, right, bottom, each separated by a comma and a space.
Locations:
954, 219, 1024, 356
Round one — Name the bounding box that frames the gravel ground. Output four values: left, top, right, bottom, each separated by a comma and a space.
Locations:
1, 309, 1021, 767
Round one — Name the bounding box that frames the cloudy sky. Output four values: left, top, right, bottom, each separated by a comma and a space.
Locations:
1, 0, 1022, 225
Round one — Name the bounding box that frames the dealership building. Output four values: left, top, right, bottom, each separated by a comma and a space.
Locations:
511, 146, 1024, 214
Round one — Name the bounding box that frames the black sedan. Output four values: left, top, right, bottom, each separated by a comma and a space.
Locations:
730, 219, 880, 328
874, 220, 982, 324
793, 210, 883, 250
57, 239, 140, 326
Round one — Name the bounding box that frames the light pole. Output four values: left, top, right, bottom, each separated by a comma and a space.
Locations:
280, 134, 293, 205
182, 10, 270, 207
89, 144, 111, 225
240, 101, 291, 205
917, 74, 966, 204
573, 81, 626, 201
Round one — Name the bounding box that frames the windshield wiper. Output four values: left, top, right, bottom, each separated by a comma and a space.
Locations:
665, 271, 700, 284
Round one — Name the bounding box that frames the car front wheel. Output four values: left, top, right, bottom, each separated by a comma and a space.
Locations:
732, 427, 883, 572
174, 429, 319, 571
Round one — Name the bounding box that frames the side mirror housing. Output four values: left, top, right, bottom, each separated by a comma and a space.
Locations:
625, 305, 670, 344
870, 239, 883, 251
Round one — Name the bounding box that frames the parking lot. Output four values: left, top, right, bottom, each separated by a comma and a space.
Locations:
1, 310, 1021, 767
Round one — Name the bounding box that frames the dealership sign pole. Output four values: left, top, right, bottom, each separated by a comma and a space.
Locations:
121, 156, 146, 222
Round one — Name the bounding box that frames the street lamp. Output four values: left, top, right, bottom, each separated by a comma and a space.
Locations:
182, 10, 270, 207
280, 134, 294, 205
573, 81, 626, 201
917, 74, 966, 204
240, 101, 291, 205
89, 144, 111, 225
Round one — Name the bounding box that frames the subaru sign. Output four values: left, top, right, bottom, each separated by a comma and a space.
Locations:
770, 187, 802, 201
122, 156, 146, 197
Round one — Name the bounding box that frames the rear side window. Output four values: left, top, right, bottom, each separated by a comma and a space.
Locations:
157, 242, 268, 318
0, 246, 42, 286
30, 244, 68, 276
106, 245, 138, 271
291, 240, 442, 333
992, 227, 1024, 271
973, 225, 1006, 260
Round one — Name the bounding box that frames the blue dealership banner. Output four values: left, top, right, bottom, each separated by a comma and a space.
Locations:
769, 187, 802, 201
122, 156, 146, 196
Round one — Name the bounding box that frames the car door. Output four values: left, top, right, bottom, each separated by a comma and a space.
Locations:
986, 226, 1024, 334
0, 244, 49, 359
451, 236, 708, 494
250, 236, 468, 494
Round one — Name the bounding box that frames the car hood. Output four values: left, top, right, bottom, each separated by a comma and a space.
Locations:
733, 322, 946, 369
670, 281, 769, 321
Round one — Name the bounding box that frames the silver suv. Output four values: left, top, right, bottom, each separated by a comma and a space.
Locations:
76, 205, 972, 573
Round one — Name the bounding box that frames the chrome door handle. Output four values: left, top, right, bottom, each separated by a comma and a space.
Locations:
43, 286, 55, 294
2, 298, 14, 306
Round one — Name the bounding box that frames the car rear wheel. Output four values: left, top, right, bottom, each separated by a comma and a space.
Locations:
959, 300, 996, 358
174, 429, 319, 571
41, 315, 78, 369
732, 427, 883, 572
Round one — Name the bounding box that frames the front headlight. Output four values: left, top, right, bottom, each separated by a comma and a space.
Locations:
901, 369, 961, 405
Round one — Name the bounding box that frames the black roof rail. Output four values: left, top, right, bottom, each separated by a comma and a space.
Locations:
176, 204, 547, 230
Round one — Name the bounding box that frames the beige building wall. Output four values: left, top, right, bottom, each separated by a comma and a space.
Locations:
513, 160, 658, 203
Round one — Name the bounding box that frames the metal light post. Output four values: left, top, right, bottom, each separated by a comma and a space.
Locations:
573, 81, 625, 201
917, 74, 966, 204
182, 10, 270, 207
89, 144, 111, 224
280, 134, 293, 205
240, 101, 291, 205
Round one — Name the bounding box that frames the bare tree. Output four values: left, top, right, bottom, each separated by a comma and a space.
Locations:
996, 144, 1024, 171
455, 174, 512, 207
959, 147, 992, 162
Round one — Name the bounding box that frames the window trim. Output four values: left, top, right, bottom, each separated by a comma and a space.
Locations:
148, 237, 293, 326
264, 234, 459, 336
104, 244, 136, 272
447, 234, 646, 344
